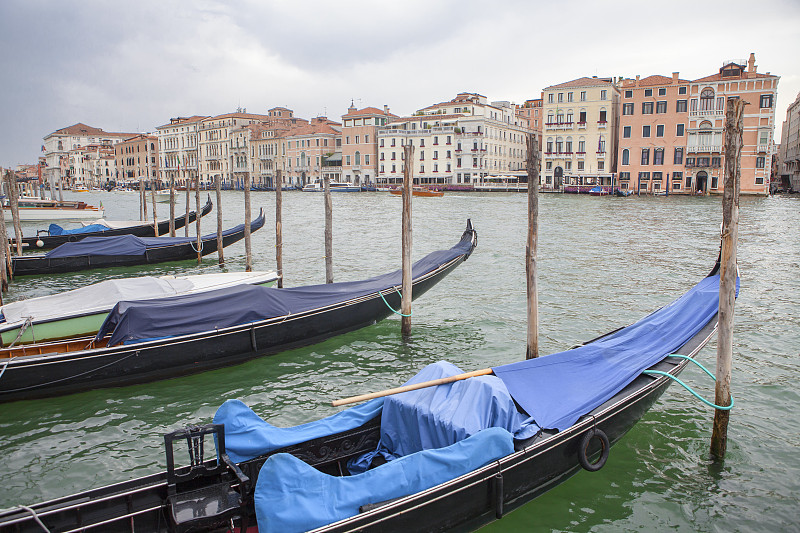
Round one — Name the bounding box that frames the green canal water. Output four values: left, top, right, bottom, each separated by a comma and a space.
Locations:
0, 190, 797, 531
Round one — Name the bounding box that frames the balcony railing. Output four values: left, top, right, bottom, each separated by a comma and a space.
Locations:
687, 145, 722, 153
690, 109, 724, 118
545, 121, 574, 130
757, 144, 769, 153
597, 121, 607, 128
577, 121, 587, 129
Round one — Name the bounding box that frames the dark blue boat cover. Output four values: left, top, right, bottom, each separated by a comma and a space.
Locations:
47, 223, 109, 236
253, 427, 513, 533
44, 218, 255, 259
95, 229, 473, 346
493, 274, 735, 431
348, 361, 539, 474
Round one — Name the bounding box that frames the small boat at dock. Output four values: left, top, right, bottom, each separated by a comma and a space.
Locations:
3, 197, 104, 221
390, 187, 444, 198
302, 180, 361, 192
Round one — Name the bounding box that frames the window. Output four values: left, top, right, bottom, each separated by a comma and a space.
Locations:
420, 164, 424, 173
756, 156, 766, 168
568, 92, 573, 102
579, 111, 587, 123
578, 160, 584, 170
686, 156, 695, 167
565, 139, 572, 153
598, 136, 605, 153
623, 103, 634, 115
642, 125, 651, 138
756, 176, 764, 185
674, 147, 684, 164
642, 102, 654, 114
658, 88, 667, 96
644, 89, 653, 97
712, 156, 721, 167
653, 171, 662, 180
712, 176, 719, 189
600, 90, 607, 100
420, 150, 425, 160
546, 140, 553, 154
639, 171, 650, 181
700, 88, 715, 111
598, 161, 605, 170
558, 92, 563, 102
623, 126, 631, 138
677, 123, 685, 136
420, 139, 425, 147
346, 155, 351, 165
656, 125, 664, 137
619, 172, 630, 180
717, 97, 725, 111
676, 100, 687, 113
380, 139, 384, 147
760, 94, 774, 108
656, 101, 667, 113
654, 148, 664, 165
599, 110, 607, 123
546, 161, 552, 170
565, 160, 572, 170
433, 150, 438, 159
622, 149, 630, 165
345, 136, 350, 144
625, 90, 633, 98
365, 135, 370, 143
679, 86, 687, 95
578, 140, 585, 153
548, 93, 554, 103
580, 91, 586, 101
641, 148, 650, 165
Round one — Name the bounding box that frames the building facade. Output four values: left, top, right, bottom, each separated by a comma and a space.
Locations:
68, 144, 116, 188
156, 116, 208, 188
777, 91, 800, 191
197, 111, 273, 187
114, 134, 159, 186
617, 73, 691, 194
284, 117, 342, 186
541, 77, 620, 192
341, 104, 395, 186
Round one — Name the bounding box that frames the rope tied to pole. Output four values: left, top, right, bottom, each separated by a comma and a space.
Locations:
643, 354, 734, 411
379, 287, 412, 317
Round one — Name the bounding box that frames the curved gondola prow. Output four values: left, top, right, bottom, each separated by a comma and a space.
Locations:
462, 218, 477, 259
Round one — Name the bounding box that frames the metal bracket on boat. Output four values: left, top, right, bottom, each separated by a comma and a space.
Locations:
493, 460, 504, 519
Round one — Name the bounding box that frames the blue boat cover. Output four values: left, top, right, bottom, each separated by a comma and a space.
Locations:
493, 274, 736, 431
44, 217, 258, 259
213, 398, 384, 463
349, 361, 538, 474
47, 223, 109, 236
253, 427, 514, 533
95, 229, 473, 346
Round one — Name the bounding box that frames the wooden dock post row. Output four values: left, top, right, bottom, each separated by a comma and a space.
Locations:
526, 134, 540, 360
711, 97, 743, 460
275, 169, 284, 288
401, 144, 414, 336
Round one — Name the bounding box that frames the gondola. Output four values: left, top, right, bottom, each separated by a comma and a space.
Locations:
0, 221, 477, 402
0, 253, 730, 533
9, 209, 264, 277
12, 196, 213, 251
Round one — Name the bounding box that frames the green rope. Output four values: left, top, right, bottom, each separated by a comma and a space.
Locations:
643, 354, 734, 411
379, 287, 412, 317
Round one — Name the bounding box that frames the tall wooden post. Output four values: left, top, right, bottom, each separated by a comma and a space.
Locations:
275, 169, 284, 288
711, 97, 743, 459
5, 171, 23, 256
169, 177, 176, 237
244, 173, 252, 272
195, 176, 202, 264
184, 177, 191, 237
56, 172, 64, 202
139, 178, 145, 221
0, 200, 8, 293
526, 135, 540, 359
216, 175, 224, 265
149, 181, 158, 235
401, 144, 414, 336
324, 173, 333, 283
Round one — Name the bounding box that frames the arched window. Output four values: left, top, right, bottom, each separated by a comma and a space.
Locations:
700, 88, 715, 111
546, 137, 554, 154
355, 151, 361, 165
556, 136, 563, 153
622, 149, 629, 165
565, 136, 573, 153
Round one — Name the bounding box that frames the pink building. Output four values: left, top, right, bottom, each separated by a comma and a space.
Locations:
284, 117, 342, 186
341, 103, 395, 186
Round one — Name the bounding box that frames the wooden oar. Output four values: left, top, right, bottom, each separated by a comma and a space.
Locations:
332, 368, 493, 407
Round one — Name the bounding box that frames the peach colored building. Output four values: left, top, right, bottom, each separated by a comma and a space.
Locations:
617, 73, 691, 194
516, 98, 543, 152
283, 117, 342, 186
198, 111, 273, 187
341, 103, 395, 186
541, 77, 620, 192
114, 134, 159, 186
156, 116, 208, 188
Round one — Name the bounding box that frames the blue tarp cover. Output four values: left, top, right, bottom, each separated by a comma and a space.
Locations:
47, 223, 109, 236
349, 361, 538, 473
44, 218, 255, 259
493, 274, 736, 431
214, 398, 384, 464
96, 230, 473, 346
253, 427, 514, 533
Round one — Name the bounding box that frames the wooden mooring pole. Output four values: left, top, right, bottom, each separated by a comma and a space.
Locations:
149, 180, 158, 235
324, 173, 333, 283
5, 171, 23, 257
710, 97, 743, 459
169, 177, 176, 237
195, 176, 202, 264
244, 173, 252, 272
216, 175, 224, 265
526, 134, 540, 360
139, 178, 145, 221
184, 177, 191, 237
401, 144, 414, 336
275, 170, 284, 288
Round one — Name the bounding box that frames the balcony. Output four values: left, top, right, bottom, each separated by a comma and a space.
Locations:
545, 121, 574, 131
757, 144, 769, 153
576, 151, 586, 158
577, 121, 587, 129
597, 121, 607, 128
687, 145, 722, 153
596, 151, 606, 156
690, 109, 724, 118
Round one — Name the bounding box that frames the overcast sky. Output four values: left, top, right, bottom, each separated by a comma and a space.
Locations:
1, 0, 798, 167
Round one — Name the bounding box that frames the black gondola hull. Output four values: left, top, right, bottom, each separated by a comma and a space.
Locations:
0, 238, 470, 402
9, 208, 263, 276
13, 196, 213, 251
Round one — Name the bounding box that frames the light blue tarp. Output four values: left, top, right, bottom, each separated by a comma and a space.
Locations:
213, 398, 384, 464
254, 427, 514, 533
47, 223, 109, 236
349, 361, 539, 473
493, 274, 736, 431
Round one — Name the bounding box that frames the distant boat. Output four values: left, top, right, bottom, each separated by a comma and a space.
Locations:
0, 271, 279, 346
589, 186, 609, 196
3, 197, 103, 221
390, 187, 444, 198
301, 180, 361, 192
614, 189, 633, 197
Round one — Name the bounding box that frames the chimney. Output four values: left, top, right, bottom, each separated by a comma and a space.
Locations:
748, 52, 756, 73
672, 72, 679, 82
383, 105, 390, 114
635, 75, 640, 87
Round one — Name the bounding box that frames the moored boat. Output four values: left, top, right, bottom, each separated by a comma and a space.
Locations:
0, 270, 280, 346
9, 209, 264, 277
0, 252, 729, 532
389, 187, 444, 198
302, 180, 361, 192
13, 196, 213, 250
589, 186, 610, 196
3, 197, 104, 221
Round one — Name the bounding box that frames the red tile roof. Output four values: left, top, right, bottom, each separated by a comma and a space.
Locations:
692, 71, 777, 83
544, 77, 614, 90
343, 106, 397, 118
